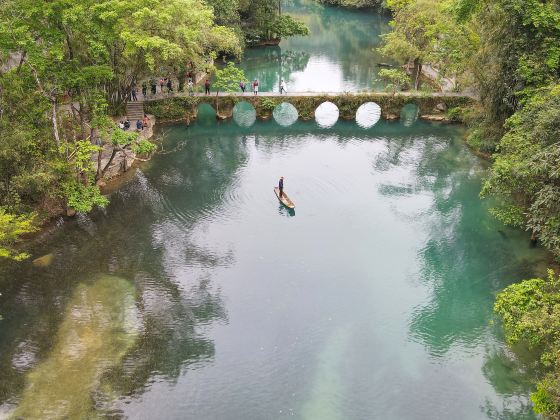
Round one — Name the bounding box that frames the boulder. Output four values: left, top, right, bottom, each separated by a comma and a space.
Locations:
435, 102, 448, 112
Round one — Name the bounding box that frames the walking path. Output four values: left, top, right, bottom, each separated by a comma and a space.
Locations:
141, 90, 476, 100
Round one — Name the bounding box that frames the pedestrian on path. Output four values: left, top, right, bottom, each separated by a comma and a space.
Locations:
131, 86, 138, 101
187, 78, 194, 96
150, 79, 157, 95
253, 79, 259, 95
159, 78, 165, 93
239, 81, 246, 93
166, 78, 173, 93
142, 82, 147, 97
143, 115, 150, 129
280, 79, 287, 94
136, 119, 142, 130
205, 79, 211, 95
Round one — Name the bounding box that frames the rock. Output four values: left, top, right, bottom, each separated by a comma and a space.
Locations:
66, 208, 77, 217
420, 114, 448, 122
385, 113, 399, 121
33, 253, 54, 267
435, 102, 448, 112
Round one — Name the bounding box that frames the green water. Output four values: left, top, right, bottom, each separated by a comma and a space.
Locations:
0, 2, 550, 419
239, 0, 392, 92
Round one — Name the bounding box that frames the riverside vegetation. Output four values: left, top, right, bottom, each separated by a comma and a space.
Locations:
375, 0, 560, 415
1, 0, 560, 416
0, 0, 306, 259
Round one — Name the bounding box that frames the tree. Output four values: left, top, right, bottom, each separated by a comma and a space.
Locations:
481, 86, 560, 256
494, 269, 560, 417
0, 209, 36, 261
214, 62, 248, 93
379, 0, 476, 90
378, 68, 410, 94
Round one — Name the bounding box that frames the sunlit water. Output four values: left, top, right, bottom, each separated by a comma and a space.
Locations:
239, 0, 392, 92
0, 108, 548, 418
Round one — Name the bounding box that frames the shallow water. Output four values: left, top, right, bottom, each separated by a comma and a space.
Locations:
0, 112, 547, 418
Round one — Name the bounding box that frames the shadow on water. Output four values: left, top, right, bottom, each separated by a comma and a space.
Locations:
278, 203, 296, 217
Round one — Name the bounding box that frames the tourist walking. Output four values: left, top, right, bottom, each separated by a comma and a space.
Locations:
204, 79, 211, 95
136, 119, 142, 130
150, 79, 157, 95
131, 86, 138, 101
141, 82, 147, 97
187, 78, 194, 96
253, 79, 259, 95
280, 79, 287, 94
166, 78, 173, 93
239, 81, 246, 93
159, 78, 165, 93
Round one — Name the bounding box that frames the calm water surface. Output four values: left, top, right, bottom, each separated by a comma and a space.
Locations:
239, 0, 392, 92
0, 112, 547, 419
0, 2, 549, 419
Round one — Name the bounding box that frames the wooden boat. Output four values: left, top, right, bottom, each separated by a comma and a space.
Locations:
274, 187, 295, 209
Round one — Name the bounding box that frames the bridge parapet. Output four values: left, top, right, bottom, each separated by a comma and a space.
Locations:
143, 92, 476, 124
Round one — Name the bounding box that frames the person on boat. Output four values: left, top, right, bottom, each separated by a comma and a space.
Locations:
279, 176, 284, 198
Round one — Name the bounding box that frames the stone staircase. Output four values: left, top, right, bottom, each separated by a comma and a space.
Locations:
126, 101, 144, 122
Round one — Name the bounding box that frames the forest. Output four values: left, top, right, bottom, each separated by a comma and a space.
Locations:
1, 0, 560, 415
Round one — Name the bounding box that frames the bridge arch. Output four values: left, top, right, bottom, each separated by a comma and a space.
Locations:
315, 101, 339, 128
400, 103, 420, 127
273, 102, 299, 127
356, 102, 381, 128
233, 101, 257, 128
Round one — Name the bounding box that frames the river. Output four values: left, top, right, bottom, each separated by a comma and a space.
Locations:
0, 1, 548, 419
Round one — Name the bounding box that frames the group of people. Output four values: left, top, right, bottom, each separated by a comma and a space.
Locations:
118, 115, 151, 131
136, 75, 289, 97
202, 78, 288, 95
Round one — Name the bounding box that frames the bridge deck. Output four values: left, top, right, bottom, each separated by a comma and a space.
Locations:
142, 90, 475, 101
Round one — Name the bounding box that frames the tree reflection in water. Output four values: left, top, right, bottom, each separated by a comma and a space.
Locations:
0, 126, 249, 416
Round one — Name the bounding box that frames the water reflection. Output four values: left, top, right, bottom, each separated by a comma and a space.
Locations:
400, 104, 419, 127
315, 102, 339, 128
233, 101, 257, 128
356, 102, 381, 128
273, 102, 299, 127
240, 0, 392, 92
0, 118, 548, 419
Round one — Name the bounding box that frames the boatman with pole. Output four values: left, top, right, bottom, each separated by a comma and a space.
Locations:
279, 176, 284, 198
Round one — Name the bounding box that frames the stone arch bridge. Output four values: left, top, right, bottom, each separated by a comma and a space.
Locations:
143, 91, 476, 124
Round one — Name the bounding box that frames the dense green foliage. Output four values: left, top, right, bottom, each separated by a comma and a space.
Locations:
379, 0, 560, 415
378, 68, 410, 93
495, 270, 560, 416
206, 0, 308, 45
317, 0, 380, 7
214, 63, 248, 93
0, 0, 240, 259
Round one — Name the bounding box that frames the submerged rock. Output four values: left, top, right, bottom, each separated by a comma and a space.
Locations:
12, 275, 138, 419
32, 253, 54, 267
